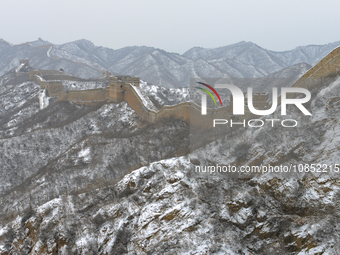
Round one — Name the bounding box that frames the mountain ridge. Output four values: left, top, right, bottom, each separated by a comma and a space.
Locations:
1, 38, 340, 87
0, 39, 340, 254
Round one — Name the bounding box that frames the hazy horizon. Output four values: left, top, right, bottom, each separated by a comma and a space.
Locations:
2, 37, 340, 55
1, 0, 340, 54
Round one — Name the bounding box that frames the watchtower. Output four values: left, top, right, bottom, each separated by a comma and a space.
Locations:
108, 76, 125, 103
102, 71, 112, 79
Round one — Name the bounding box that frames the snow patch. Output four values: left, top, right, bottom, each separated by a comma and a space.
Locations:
15, 63, 24, 73
130, 84, 157, 111
39, 89, 49, 110
78, 147, 91, 162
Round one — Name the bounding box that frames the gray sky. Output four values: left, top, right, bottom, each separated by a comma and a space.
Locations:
1, 0, 339, 54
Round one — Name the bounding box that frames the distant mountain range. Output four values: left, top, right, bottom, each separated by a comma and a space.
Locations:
1, 38, 340, 87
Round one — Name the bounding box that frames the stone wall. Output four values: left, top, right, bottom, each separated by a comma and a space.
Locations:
23, 46, 340, 127
56, 88, 108, 105
39, 81, 63, 97
41, 70, 83, 81
122, 84, 156, 121
156, 102, 191, 123
29, 70, 43, 81
293, 47, 340, 89
110, 76, 140, 87
251, 93, 269, 108
122, 84, 232, 127
108, 82, 125, 104
29, 70, 82, 82
103, 71, 112, 79
26, 68, 302, 128
122, 44, 340, 125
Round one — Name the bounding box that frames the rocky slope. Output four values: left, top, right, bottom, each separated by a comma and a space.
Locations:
0, 72, 189, 220
0, 66, 340, 254
1, 156, 340, 254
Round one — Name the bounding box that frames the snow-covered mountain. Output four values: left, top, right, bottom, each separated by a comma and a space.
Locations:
1, 46, 340, 253
1, 69, 340, 253
0, 38, 339, 87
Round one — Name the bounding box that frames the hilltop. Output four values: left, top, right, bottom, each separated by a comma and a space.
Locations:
2, 38, 340, 88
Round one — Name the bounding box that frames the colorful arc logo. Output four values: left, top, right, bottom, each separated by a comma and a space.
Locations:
196, 82, 223, 106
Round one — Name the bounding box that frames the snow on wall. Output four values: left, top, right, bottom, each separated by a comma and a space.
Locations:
130, 84, 157, 111
62, 80, 107, 91
39, 89, 49, 110
15, 63, 24, 73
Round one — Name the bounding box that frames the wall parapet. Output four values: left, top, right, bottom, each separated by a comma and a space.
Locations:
56, 88, 109, 105
24, 47, 340, 127
293, 47, 340, 89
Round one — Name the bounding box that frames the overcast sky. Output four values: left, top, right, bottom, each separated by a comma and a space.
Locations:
1, 0, 339, 54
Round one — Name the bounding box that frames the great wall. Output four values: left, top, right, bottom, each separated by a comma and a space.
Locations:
14, 48, 340, 127
292, 46, 340, 89
2, 48, 340, 222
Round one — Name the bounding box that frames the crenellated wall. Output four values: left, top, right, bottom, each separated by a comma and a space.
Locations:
53, 80, 268, 127
292, 47, 340, 89
121, 84, 237, 127
111, 75, 140, 87
39, 81, 63, 97
23, 46, 340, 127
157, 102, 191, 123
122, 84, 157, 122
28, 70, 43, 81
56, 88, 109, 105
26, 66, 255, 126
